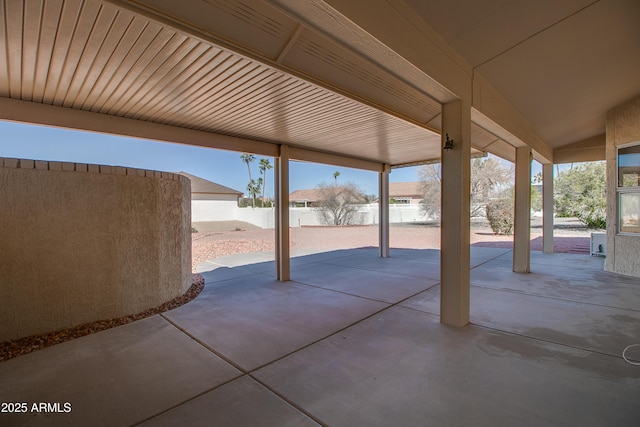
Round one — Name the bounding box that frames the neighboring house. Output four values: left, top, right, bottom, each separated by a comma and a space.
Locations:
291, 183, 424, 206
289, 189, 324, 207
389, 182, 423, 205
178, 172, 243, 222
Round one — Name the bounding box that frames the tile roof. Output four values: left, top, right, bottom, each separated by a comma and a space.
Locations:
178, 172, 243, 195
389, 182, 423, 198
290, 183, 423, 201
289, 189, 324, 202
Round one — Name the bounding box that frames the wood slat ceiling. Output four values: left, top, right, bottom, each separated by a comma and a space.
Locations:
1, 0, 499, 167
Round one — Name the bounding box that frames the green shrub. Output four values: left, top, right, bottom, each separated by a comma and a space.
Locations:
554, 162, 606, 228
486, 199, 514, 235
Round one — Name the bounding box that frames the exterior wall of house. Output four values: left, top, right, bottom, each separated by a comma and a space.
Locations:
605, 95, 640, 277
0, 158, 191, 341
192, 198, 241, 222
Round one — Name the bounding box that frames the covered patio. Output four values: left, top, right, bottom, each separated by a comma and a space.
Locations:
3, 0, 640, 328
2, 0, 640, 424
1, 248, 639, 425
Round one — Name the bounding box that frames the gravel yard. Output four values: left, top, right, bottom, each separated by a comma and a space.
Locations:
191, 217, 596, 272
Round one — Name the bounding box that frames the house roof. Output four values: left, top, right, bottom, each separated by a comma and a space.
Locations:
290, 186, 360, 202
389, 182, 423, 198
178, 172, 242, 195
289, 189, 323, 202
291, 183, 423, 201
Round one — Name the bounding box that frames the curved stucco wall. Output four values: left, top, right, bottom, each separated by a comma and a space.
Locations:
0, 158, 191, 341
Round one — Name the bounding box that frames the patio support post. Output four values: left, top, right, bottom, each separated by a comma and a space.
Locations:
513, 146, 532, 272
542, 163, 554, 254
379, 164, 390, 258
275, 145, 290, 281
440, 99, 471, 327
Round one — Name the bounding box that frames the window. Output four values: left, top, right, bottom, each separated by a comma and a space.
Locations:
618, 143, 640, 233
393, 197, 411, 204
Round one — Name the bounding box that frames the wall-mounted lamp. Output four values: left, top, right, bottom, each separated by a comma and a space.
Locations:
443, 133, 454, 150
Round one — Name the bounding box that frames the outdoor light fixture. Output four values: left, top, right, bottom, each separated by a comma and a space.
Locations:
443, 133, 454, 150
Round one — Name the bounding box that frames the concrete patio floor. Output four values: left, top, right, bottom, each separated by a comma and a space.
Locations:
1, 247, 639, 426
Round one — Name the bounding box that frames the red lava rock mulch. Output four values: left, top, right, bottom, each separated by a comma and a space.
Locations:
192, 234, 275, 271
0, 274, 205, 363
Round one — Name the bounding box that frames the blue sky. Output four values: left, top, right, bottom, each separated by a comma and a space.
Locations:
0, 121, 423, 197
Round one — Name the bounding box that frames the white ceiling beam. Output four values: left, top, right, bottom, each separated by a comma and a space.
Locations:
0, 97, 387, 171
0, 97, 279, 157
553, 134, 605, 164
271, 0, 466, 102
274, 0, 555, 163
391, 150, 489, 169
471, 87, 553, 164
276, 23, 305, 64
289, 146, 383, 172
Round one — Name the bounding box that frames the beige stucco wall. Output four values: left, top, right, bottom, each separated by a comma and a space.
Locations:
605, 95, 640, 277
0, 158, 191, 341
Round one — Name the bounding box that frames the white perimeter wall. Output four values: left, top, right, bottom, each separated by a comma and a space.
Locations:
193, 199, 243, 222
192, 202, 432, 229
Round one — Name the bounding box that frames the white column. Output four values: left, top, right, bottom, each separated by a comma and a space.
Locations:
275, 145, 290, 281
379, 164, 390, 258
513, 146, 532, 273
542, 163, 554, 254
440, 99, 471, 327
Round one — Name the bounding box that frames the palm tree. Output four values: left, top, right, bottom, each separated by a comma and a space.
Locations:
333, 171, 340, 182
259, 158, 273, 206
247, 179, 260, 207
256, 177, 263, 206
241, 153, 256, 207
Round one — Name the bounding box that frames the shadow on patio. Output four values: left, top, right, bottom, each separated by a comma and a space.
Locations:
472, 235, 592, 254
1, 247, 639, 426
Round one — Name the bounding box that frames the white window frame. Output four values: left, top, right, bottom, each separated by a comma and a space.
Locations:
617, 141, 640, 234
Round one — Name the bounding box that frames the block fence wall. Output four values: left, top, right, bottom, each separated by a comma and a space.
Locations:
192, 202, 431, 228
0, 158, 191, 341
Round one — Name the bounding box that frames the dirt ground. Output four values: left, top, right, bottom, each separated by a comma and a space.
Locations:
191, 218, 597, 272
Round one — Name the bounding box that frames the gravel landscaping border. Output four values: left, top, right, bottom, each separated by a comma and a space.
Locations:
0, 274, 205, 363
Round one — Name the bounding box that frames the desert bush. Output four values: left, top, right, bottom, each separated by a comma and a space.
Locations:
486, 198, 514, 235
315, 182, 366, 226
419, 156, 513, 219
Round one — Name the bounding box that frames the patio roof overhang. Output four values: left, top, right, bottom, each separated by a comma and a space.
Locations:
1, 0, 444, 171
6, 0, 636, 168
